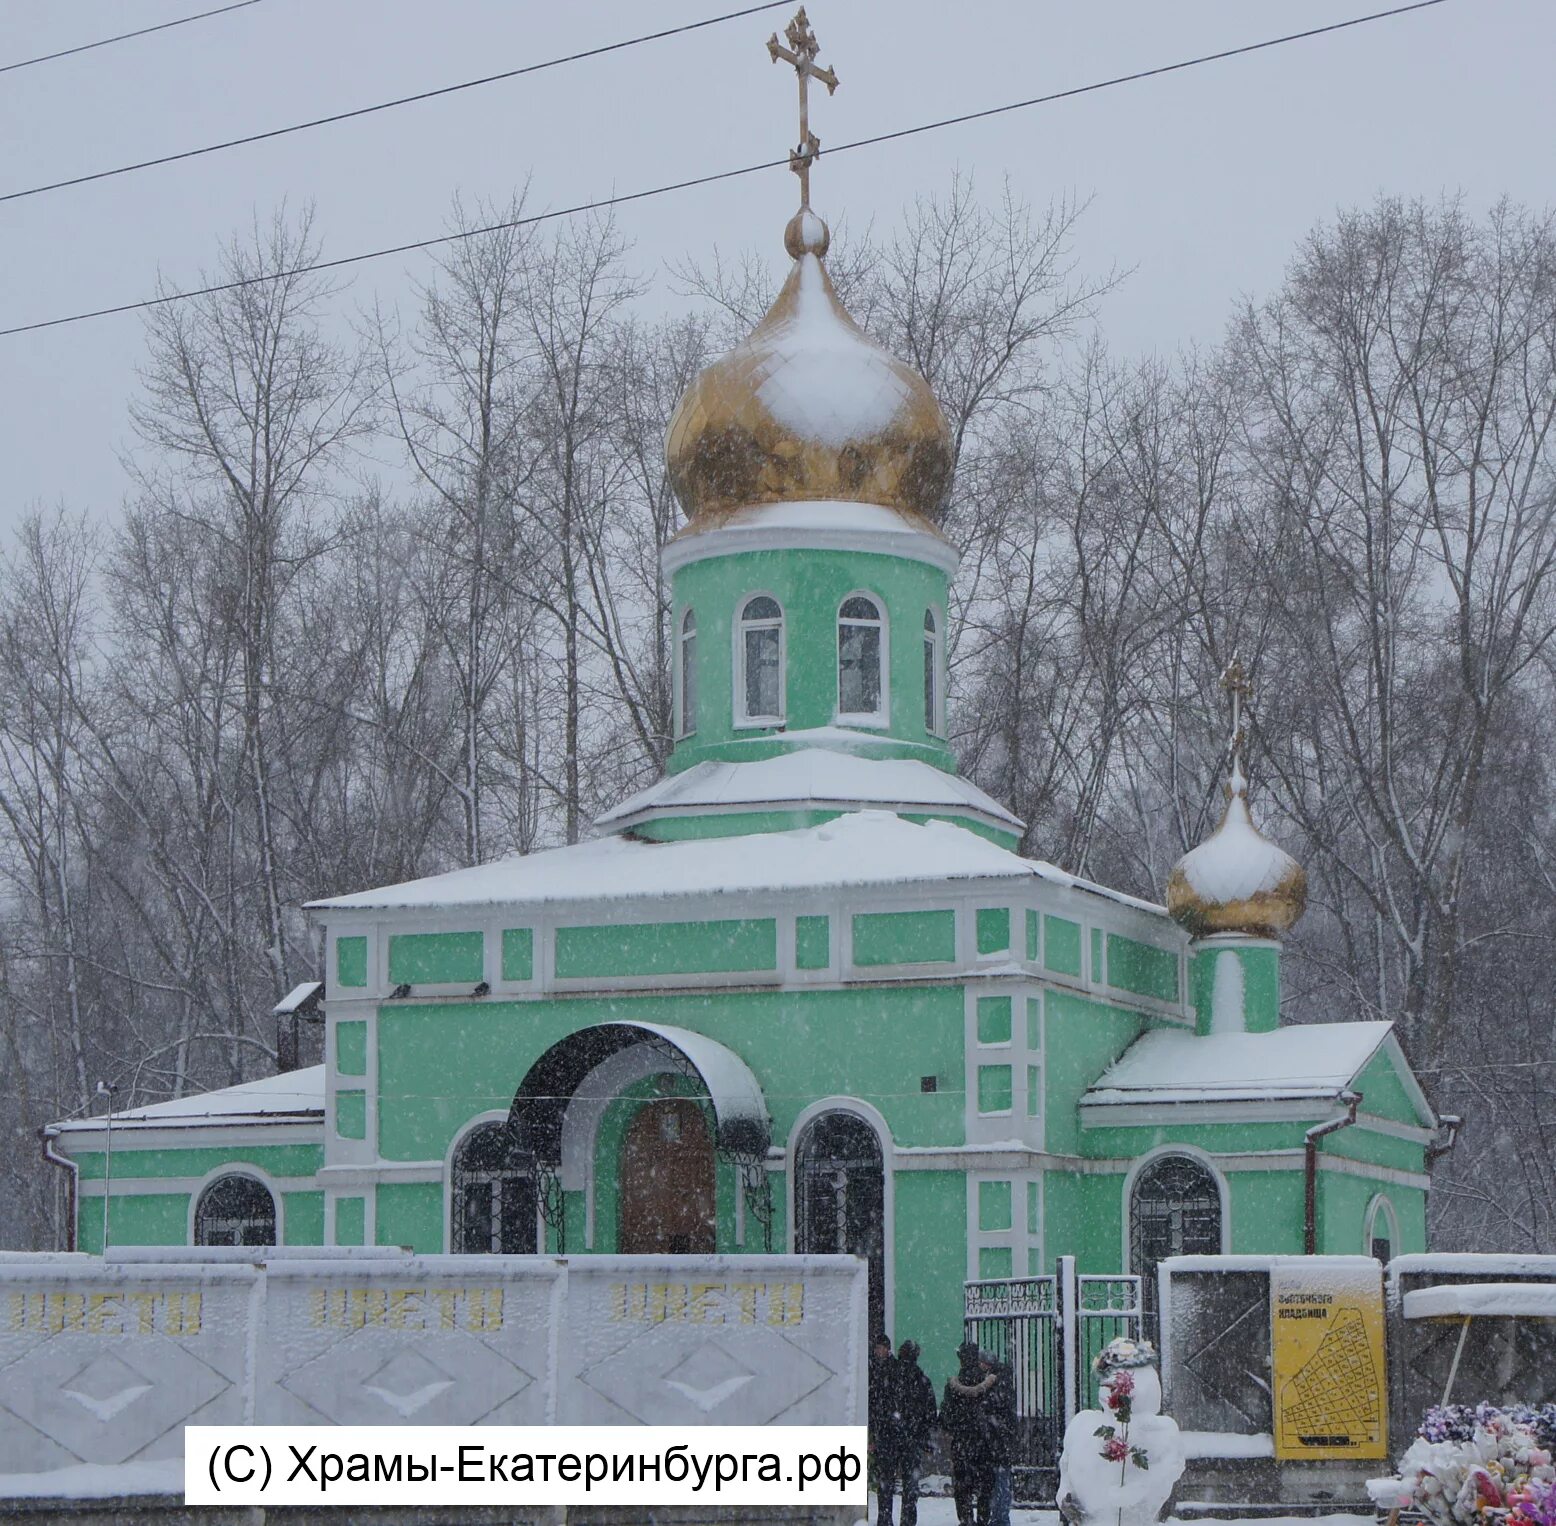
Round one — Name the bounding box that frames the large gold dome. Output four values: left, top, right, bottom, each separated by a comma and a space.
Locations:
1165, 761, 1307, 939
666, 213, 954, 524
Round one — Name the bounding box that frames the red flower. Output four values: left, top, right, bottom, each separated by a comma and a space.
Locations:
1100, 1436, 1130, 1464
1109, 1371, 1136, 1398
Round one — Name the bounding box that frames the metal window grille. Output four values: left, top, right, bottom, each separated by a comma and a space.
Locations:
451, 1122, 538, 1254
1129, 1154, 1222, 1312
194, 1174, 277, 1247
795, 1112, 884, 1334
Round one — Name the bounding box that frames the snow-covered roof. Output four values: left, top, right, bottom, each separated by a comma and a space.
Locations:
51, 1065, 325, 1133
1403, 1283, 1556, 1320
1083, 1022, 1395, 1107
596, 749, 1023, 833
308, 810, 1164, 918
272, 980, 323, 1016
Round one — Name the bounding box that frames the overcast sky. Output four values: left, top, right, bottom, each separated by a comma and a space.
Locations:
2, 0, 1551, 532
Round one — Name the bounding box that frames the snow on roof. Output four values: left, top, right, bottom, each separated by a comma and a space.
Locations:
596, 748, 1023, 832
272, 980, 323, 1015
1390, 1253, 1556, 1277
1083, 1022, 1395, 1106
51, 1065, 324, 1133
1175, 788, 1300, 904
1403, 1283, 1556, 1320
756, 253, 913, 448
308, 810, 1165, 918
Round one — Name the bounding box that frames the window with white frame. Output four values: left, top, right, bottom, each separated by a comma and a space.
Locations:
678, 606, 698, 737
837, 594, 886, 722
736, 595, 784, 724
195, 1174, 277, 1247
451, 1122, 537, 1254
923, 607, 943, 733
1129, 1153, 1222, 1311
1365, 1194, 1398, 1262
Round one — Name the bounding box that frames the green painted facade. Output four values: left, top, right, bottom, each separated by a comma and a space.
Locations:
49, 355, 1439, 1385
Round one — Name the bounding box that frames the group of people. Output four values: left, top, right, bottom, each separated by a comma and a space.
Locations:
868, 1333, 1016, 1526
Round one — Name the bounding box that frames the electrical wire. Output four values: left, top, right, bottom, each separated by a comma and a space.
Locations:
0, 0, 264, 77
0, 0, 1449, 341
0, 1, 793, 207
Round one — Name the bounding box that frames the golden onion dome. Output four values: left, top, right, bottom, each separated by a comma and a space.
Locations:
1166, 759, 1307, 939
666, 210, 954, 525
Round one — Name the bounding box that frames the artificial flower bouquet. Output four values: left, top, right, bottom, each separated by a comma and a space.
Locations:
1368, 1403, 1556, 1526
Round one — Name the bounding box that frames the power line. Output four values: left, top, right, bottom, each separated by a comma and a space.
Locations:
0, 0, 264, 77
0, 1, 792, 207
0, 0, 1449, 341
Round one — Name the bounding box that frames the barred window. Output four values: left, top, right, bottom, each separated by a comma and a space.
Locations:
795, 1111, 885, 1336
194, 1174, 277, 1247
451, 1122, 537, 1254
1129, 1154, 1222, 1309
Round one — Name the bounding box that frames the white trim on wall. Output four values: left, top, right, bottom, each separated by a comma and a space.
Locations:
185, 1162, 286, 1247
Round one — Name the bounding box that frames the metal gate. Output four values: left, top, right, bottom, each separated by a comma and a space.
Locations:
964, 1258, 1144, 1504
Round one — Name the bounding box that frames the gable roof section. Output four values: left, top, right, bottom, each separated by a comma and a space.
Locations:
1082, 1021, 1408, 1113
306, 811, 1164, 919
51, 1065, 325, 1134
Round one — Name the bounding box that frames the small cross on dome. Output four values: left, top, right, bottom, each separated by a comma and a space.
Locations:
767, 7, 839, 217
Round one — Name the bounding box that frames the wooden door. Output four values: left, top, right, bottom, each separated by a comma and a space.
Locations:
618, 1098, 716, 1254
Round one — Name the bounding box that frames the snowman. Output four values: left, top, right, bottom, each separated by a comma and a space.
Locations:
1057, 1337, 1185, 1526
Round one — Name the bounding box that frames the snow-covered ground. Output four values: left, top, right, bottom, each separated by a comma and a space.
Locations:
861, 1505, 1368, 1526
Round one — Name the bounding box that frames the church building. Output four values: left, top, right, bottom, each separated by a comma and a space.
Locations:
44, 10, 1441, 1370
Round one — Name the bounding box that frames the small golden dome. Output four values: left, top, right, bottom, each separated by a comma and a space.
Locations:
666, 215, 954, 524
1166, 760, 1307, 939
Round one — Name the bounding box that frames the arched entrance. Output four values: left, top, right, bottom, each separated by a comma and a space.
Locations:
794, 1110, 887, 1337
618, 1097, 717, 1254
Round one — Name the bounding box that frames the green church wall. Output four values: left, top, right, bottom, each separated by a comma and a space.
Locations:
1228, 1171, 1306, 1254
852, 910, 956, 966
71, 1143, 322, 1182
336, 1090, 367, 1141
283, 1192, 325, 1245
1026, 910, 1040, 961
388, 931, 484, 986
336, 1197, 365, 1246
892, 1169, 965, 1363
1106, 934, 1179, 1002
1189, 942, 1280, 1034
667, 546, 955, 774
376, 1182, 443, 1251
554, 918, 778, 979
1044, 917, 1082, 978
502, 928, 534, 982
1353, 1049, 1421, 1127
336, 936, 368, 988
1043, 993, 1146, 1156
376, 986, 966, 1166
633, 807, 1019, 849
976, 908, 1011, 955
1090, 929, 1104, 984
336, 1021, 367, 1075
795, 915, 830, 969
77, 1192, 189, 1255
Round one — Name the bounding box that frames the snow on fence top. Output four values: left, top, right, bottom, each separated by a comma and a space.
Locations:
1402, 1282, 1556, 1320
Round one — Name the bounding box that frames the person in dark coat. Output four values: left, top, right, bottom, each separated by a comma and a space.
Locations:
940, 1341, 997, 1526
868, 1332, 898, 1499
876, 1339, 937, 1526
979, 1352, 1017, 1526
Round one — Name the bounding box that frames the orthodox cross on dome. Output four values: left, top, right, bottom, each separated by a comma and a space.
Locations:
1220, 657, 1253, 790
767, 7, 838, 210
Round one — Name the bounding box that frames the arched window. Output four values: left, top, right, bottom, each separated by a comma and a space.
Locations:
837, 595, 886, 722
736, 595, 784, 725
795, 1111, 886, 1336
451, 1122, 537, 1254
678, 607, 698, 738
1365, 1194, 1398, 1262
1129, 1153, 1223, 1309
194, 1174, 276, 1247
923, 607, 943, 733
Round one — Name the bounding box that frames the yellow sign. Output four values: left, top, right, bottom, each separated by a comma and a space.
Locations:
1271, 1262, 1387, 1460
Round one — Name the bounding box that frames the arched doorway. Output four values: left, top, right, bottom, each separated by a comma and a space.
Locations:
194, 1174, 277, 1247
794, 1110, 886, 1336
451, 1121, 537, 1254
1129, 1152, 1224, 1314
618, 1097, 716, 1254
